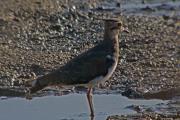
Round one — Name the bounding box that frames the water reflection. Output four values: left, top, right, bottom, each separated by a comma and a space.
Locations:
0, 94, 166, 120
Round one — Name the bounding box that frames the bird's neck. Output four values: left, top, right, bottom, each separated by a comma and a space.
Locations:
103, 29, 119, 45
103, 33, 119, 59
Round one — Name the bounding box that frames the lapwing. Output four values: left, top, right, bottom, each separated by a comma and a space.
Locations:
26, 18, 123, 117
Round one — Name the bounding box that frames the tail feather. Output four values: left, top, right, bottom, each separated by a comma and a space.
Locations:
25, 75, 50, 95
25, 76, 49, 100
30, 78, 47, 94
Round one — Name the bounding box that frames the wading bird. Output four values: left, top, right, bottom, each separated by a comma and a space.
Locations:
26, 18, 123, 117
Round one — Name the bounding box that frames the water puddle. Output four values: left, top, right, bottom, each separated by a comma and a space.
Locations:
0, 94, 166, 120
94, 0, 180, 16
121, 1, 180, 16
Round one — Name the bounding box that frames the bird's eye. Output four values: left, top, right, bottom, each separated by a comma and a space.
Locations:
117, 22, 122, 27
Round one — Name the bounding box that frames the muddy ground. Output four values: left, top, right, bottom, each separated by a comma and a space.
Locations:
0, 0, 180, 119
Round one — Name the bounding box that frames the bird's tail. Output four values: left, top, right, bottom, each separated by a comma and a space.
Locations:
25, 75, 50, 94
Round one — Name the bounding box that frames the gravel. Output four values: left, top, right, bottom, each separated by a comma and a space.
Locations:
0, 0, 179, 96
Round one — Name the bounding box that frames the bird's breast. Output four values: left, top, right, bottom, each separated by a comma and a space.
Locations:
88, 54, 118, 86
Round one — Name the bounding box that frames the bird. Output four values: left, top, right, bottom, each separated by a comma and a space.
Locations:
26, 18, 123, 117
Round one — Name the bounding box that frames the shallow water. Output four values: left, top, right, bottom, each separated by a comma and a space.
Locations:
122, 1, 180, 16
0, 94, 166, 120
98, 0, 180, 16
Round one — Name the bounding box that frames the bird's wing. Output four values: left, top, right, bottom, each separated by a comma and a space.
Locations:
51, 50, 115, 85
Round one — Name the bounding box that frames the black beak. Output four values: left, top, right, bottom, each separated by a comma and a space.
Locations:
121, 26, 130, 33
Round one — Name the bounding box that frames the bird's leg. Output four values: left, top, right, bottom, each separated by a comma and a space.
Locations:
86, 87, 94, 117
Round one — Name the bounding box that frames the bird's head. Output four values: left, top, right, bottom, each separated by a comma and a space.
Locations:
104, 18, 122, 31
103, 18, 123, 39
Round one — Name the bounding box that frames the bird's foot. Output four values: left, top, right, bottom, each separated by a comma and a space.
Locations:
90, 113, 95, 120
